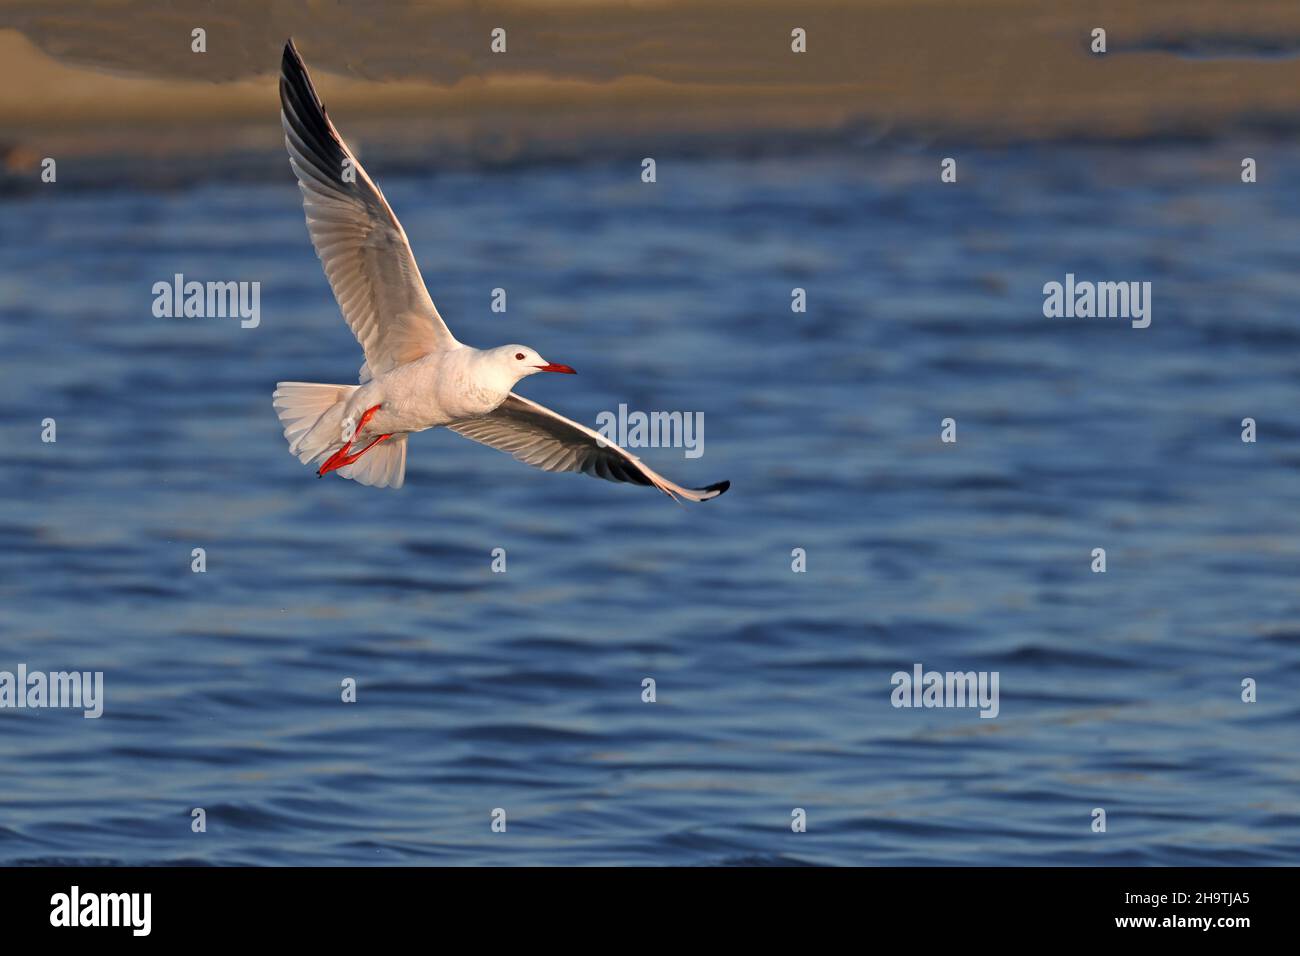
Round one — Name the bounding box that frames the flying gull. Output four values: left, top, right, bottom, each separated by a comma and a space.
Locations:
272, 40, 729, 502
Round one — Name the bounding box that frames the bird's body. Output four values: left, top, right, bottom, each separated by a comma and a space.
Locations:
353, 348, 529, 438
273, 39, 728, 501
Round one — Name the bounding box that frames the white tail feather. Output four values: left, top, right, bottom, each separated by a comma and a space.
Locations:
336, 434, 408, 488
272, 381, 409, 488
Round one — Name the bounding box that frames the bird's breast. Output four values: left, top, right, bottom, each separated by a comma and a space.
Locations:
374, 354, 507, 427
456, 380, 508, 416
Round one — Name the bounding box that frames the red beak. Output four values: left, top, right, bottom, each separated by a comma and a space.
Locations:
535, 363, 576, 374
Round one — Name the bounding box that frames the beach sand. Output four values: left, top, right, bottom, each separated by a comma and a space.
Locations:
3, 0, 1300, 176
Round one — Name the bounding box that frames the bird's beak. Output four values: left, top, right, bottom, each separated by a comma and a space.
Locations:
534, 363, 576, 374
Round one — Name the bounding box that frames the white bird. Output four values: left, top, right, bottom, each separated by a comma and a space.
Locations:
272, 40, 729, 502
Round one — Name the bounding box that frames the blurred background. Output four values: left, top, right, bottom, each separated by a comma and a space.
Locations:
1, 0, 1299, 865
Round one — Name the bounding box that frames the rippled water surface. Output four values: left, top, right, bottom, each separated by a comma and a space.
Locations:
2, 143, 1299, 864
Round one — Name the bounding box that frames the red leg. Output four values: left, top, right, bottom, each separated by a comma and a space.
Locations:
317, 405, 385, 478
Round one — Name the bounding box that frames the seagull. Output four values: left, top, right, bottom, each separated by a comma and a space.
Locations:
272, 40, 729, 502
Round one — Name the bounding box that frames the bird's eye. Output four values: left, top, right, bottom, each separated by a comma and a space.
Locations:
515, 353, 525, 360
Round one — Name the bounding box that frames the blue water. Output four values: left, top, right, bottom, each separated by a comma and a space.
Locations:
2, 142, 1299, 865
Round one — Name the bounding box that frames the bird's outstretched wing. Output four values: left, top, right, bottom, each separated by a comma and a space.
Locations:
447, 393, 730, 502
279, 38, 457, 378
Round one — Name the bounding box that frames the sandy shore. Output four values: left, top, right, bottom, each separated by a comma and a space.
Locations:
3, 0, 1300, 174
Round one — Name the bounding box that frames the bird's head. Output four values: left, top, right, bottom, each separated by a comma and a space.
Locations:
493, 345, 576, 382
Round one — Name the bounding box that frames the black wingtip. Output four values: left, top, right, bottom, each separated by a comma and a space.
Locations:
697, 480, 730, 500
282, 38, 319, 96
